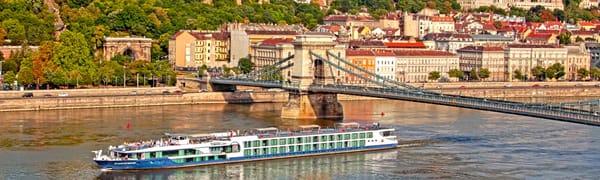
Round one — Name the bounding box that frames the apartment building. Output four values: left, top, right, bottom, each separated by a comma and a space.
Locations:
395, 50, 459, 82
457, 46, 507, 81
168, 31, 230, 68
504, 44, 567, 81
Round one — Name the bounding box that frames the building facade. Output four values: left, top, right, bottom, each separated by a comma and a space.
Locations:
457, 46, 507, 81
104, 37, 152, 61
395, 50, 459, 82
374, 51, 397, 81
250, 38, 295, 80
168, 31, 230, 69
505, 44, 567, 81
565, 45, 591, 80
345, 49, 376, 84
585, 42, 600, 67
458, 0, 563, 10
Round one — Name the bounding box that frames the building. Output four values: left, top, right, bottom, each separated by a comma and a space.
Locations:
429, 15, 455, 33
250, 38, 295, 79
323, 14, 377, 27
378, 12, 401, 29
402, 13, 431, 38
579, 0, 599, 9
570, 30, 600, 43
0, 45, 39, 60
395, 50, 459, 82
374, 51, 397, 81
504, 44, 567, 81
225, 23, 303, 66
423, 33, 474, 53
458, 0, 563, 10
104, 37, 152, 61
585, 42, 600, 67
565, 45, 591, 80
458, 0, 508, 10
345, 49, 375, 84
168, 31, 230, 69
457, 46, 507, 81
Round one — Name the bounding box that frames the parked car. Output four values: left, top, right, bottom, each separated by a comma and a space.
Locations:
162, 90, 171, 95
532, 84, 541, 88
129, 91, 138, 95
22, 92, 34, 98
43, 94, 52, 97
58, 93, 69, 97
174, 90, 183, 95
198, 89, 208, 92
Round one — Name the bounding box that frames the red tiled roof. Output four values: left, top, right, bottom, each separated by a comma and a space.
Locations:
383, 42, 426, 48
393, 50, 455, 57
346, 49, 375, 56
483, 23, 496, 31
457, 45, 504, 52
259, 38, 294, 46
534, 29, 562, 34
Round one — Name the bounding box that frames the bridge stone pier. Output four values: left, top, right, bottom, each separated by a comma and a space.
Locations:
281, 34, 346, 119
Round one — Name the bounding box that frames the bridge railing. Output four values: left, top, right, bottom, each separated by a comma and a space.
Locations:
309, 84, 600, 125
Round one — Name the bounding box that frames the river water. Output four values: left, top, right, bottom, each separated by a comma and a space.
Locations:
0, 100, 599, 179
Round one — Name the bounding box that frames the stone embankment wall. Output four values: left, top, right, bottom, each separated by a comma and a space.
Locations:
0, 92, 288, 112
411, 81, 599, 89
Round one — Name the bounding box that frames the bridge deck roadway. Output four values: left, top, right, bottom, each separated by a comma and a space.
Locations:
199, 78, 600, 126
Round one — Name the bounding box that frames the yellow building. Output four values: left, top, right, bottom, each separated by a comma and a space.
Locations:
565, 45, 591, 80
505, 44, 567, 81
345, 49, 376, 84
168, 31, 230, 69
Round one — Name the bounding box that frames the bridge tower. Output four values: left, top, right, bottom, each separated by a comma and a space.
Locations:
281, 33, 346, 119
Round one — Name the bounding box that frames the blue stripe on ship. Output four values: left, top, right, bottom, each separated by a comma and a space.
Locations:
95, 143, 397, 170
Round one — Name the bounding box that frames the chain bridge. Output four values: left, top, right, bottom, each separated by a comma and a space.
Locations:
200, 34, 599, 126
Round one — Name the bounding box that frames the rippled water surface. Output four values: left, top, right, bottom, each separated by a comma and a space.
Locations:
0, 100, 599, 179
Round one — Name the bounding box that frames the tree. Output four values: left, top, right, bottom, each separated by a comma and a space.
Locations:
558, 32, 571, 45
260, 65, 283, 81
575, 36, 585, 42
198, 64, 208, 78
3, 71, 16, 85
513, 69, 526, 81
238, 57, 254, 74
448, 69, 464, 80
0, 27, 6, 45
469, 69, 479, 81
531, 65, 546, 81
478, 68, 490, 80
32, 41, 54, 87
52, 31, 95, 86
17, 66, 34, 86
428, 71, 441, 81
397, 0, 425, 13
1, 19, 26, 44
591, 68, 600, 81
577, 68, 590, 80
545, 63, 565, 80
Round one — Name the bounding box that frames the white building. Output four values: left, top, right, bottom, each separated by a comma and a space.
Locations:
374, 51, 397, 81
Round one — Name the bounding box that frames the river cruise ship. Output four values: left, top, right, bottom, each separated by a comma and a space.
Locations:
93, 123, 397, 171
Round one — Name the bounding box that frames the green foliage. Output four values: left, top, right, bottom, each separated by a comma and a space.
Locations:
448, 69, 464, 80
260, 65, 283, 81
558, 32, 572, 45
0, 0, 55, 45
545, 63, 565, 80
478, 68, 490, 80
238, 57, 254, 74
577, 68, 589, 80
111, 54, 133, 66
513, 69, 526, 81
3, 71, 16, 84
469, 69, 479, 81
198, 64, 208, 78
531, 65, 546, 80
428, 71, 441, 81
472, 6, 507, 15
17, 66, 34, 85
591, 67, 600, 81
